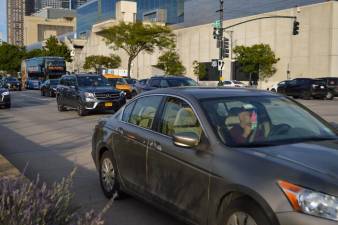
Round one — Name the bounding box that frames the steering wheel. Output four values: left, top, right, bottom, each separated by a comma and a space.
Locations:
269, 124, 292, 137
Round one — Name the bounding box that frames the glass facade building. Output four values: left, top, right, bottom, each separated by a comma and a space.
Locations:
137, 0, 184, 24
76, 0, 117, 37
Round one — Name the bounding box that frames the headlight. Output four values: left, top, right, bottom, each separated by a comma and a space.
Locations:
52, 88, 57, 91
120, 91, 126, 97
2, 91, 9, 96
84, 92, 95, 98
279, 180, 338, 221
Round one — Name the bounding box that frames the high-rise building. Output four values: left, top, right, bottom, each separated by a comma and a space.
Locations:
7, 0, 25, 46
25, 0, 36, 15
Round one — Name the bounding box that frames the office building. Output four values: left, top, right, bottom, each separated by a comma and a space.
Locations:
24, 8, 76, 45
7, 0, 25, 46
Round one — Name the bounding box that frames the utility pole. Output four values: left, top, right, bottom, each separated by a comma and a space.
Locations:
218, 0, 224, 84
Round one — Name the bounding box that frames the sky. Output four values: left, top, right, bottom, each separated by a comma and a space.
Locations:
0, 0, 7, 42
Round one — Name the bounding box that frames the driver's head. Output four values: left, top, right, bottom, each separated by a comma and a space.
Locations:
239, 110, 252, 128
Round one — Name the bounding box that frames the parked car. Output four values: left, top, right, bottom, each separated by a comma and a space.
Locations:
0, 88, 10, 108
92, 87, 338, 225
268, 80, 289, 93
278, 78, 327, 99
134, 79, 148, 94
56, 74, 126, 116
2, 77, 21, 91
319, 77, 338, 100
139, 76, 198, 92
103, 74, 135, 99
40, 79, 59, 97
222, 80, 246, 87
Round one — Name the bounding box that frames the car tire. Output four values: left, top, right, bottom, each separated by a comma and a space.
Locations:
41, 90, 45, 96
223, 198, 273, 225
99, 151, 125, 199
326, 91, 334, 100
271, 88, 276, 92
57, 97, 66, 112
77, 103, 88, 116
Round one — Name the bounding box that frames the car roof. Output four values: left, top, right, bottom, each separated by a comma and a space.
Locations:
139, 87, 279, 100
150, 75, 192, 80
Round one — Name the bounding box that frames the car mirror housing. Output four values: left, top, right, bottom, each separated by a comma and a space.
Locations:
173, 132, 200, 148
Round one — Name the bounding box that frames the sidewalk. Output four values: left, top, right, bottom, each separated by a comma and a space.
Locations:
0, 154, 21, 178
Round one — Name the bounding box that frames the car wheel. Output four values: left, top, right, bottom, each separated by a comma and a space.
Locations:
271, 88, 276, 92
49, 90, 54, 97
57, 97, 65, 112
77, 103, 88, 116
41, 90, 45, 96
100, 151, 124, 199
326, 91, 334, 100
224, 198, 273, 225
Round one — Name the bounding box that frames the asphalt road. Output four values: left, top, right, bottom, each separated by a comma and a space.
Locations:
1, 91, 338, 225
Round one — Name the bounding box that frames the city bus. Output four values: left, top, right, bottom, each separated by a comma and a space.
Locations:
21, 57, 66, 90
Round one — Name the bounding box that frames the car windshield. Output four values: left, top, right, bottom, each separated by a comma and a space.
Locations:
167, 78, 198, 87
77, 76, 110, 87
201, 96, 337, 147
50, 79, 59, 85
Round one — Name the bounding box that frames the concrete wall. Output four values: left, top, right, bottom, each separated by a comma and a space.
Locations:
76, 1, 338, 89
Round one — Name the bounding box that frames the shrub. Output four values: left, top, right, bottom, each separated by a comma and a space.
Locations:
0, 170, 110, 225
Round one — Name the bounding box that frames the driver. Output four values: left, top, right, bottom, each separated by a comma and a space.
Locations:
229, 106, 264, 144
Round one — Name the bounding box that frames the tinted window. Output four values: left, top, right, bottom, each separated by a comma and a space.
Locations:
69, 77, 77, 86
223, 81, 232, 85
160, 79, 169, 88
50, 79, 59, 85
129, 96, 163, 129
167, 78, 198, 87
122, 101, 136, 122
160, 97, 202, 139
149, 79, 161, 87
77, 76, 109, 87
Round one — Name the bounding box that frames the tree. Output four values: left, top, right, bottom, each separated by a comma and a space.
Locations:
0, 43, 26, 74
192, 60, 207, 80
99, 21, 175, 78
154, 51, 186, 75
233, 44, 280, 82
25, 48, 45, 59
43, 36, 73, 62
83, 55, 121, 73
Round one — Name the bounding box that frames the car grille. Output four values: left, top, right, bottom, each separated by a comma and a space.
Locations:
95, 93, 120, 100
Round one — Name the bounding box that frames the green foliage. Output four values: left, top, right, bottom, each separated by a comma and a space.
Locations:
192, 60, 207, 80
24, 49, 45, 59
0, 169, 111, 225
43, 36, 73, 62
100, 21, 175, 78
0, 43, 26, 74
233, 44, 280, 81
83, 55, 121, 72
154, 51, 186, 75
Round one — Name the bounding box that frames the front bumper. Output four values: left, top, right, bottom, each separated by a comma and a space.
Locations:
277, 212, 337, 225
84, 98, 126, 111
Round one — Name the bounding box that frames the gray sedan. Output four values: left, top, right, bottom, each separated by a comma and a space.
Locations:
92, 87, 338, 225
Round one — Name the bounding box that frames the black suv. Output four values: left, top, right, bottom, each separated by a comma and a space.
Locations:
139, 76, 198, 92
56, 74, 126, 116
278, 78, 327, 99
320, 77, 338, 100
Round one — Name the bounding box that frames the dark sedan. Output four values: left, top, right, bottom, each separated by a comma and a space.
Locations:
2, 77, 21, 91
92, 87, 338, 225
40, 79, 59, 97
0, 88, 11, 108
138, 76, 198, 92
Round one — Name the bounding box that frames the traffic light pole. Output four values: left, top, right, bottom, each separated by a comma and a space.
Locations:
217, 0, 224, 84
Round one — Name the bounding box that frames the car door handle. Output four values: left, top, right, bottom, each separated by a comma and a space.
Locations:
149, 140, 162, 151
116, 127, 124, 135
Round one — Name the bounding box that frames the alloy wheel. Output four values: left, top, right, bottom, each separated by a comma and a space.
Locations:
226, 212, 258, 225
101, 158, 115, 193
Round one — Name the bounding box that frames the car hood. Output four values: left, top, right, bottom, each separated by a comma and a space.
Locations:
256, 140, 338, 180
0, 88, 8, 93
79, 86, 120, 94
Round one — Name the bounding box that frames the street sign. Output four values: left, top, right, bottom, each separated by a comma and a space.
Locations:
211, 59, 218, 68
213, 20, 221, 29
218, 60, 224, 71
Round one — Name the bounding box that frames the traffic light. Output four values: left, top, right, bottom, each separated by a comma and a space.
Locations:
223, 38, 230, 58
293, 20, 300, 35
213, 28, 221, 40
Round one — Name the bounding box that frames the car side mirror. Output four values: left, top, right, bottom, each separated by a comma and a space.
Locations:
173, 132, 200, 148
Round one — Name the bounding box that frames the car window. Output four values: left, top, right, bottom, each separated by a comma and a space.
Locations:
69, 77, 77, 86
160, 97, 202, 139
128, 96, 163, 129
149, 79, 161, 87
122, 101, 136, 122
223, 81, 232, 85
160, 79, 169, 88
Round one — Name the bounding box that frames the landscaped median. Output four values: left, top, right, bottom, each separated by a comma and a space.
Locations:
0, 154, 113, 225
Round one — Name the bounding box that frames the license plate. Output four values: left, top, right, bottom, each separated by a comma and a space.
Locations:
105, 102, 113, 107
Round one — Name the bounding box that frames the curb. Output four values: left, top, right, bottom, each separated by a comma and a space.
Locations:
0, 154, 22, 178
